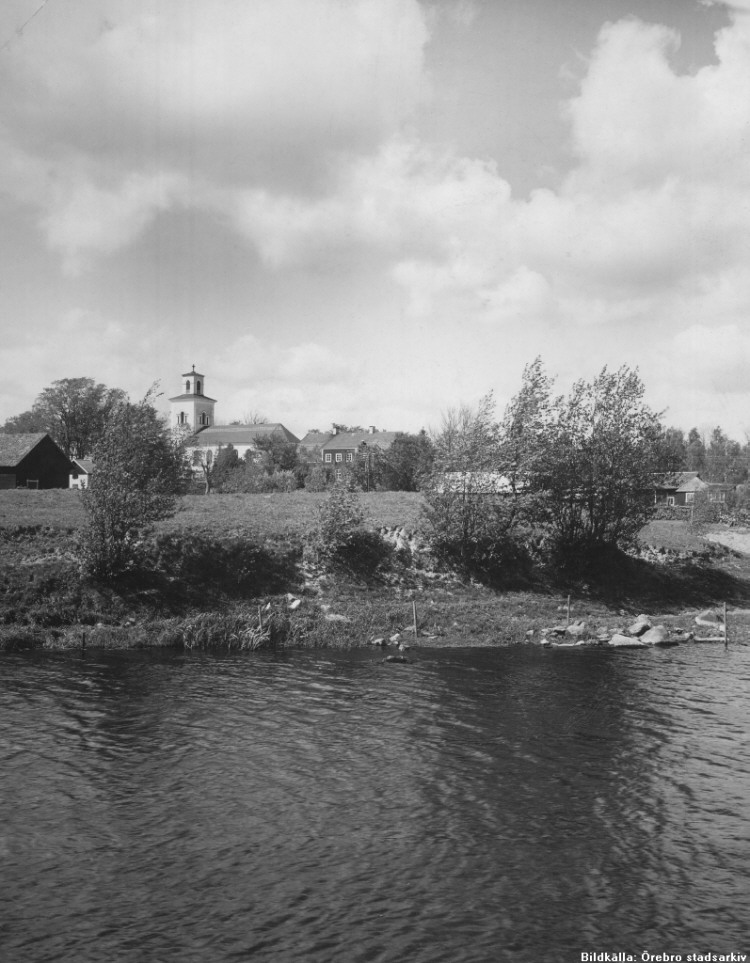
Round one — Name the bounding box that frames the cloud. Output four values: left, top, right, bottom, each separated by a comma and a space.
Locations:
0, 0, 430, 264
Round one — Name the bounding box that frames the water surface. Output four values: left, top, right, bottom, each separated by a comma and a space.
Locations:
1, 642, 749, 962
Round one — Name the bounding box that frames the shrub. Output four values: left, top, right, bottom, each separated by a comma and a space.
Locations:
306, 483, 391, 577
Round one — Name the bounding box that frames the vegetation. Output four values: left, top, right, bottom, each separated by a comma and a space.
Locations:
421, 360, 663, 580
2, 377, 126, 458
79, 392, 189, 579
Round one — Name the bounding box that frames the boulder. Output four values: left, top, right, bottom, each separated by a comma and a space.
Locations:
627, 615, 652, 636
609, 633, 648, 648
640, 625, 669, 646
565, 621, 587, 638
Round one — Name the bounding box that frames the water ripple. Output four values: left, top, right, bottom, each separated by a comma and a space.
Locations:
1, 644, 749, 961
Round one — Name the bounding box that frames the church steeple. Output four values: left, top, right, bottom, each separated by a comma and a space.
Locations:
169, 365, 217, 431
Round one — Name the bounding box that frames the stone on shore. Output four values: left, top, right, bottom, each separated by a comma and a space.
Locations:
609, 633, 648, 648
640, 625, 669, 645
627, 615, 652, 637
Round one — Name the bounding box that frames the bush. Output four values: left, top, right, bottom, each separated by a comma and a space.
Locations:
80, 393, 188, 580
306, 483, 391, 577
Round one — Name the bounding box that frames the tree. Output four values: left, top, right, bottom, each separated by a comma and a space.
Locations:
656, 427, 687, 474
421, 394, 530, 578
685, 428, 706, 473
79, 393, 189, 579
529, 365, 662, 554
252, 431, 300, 475
3, 377, 126, 458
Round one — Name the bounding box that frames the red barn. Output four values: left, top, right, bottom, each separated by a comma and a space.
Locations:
0, 433, 73, 489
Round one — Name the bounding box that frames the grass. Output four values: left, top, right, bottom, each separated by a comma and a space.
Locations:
3, 490, 750, 650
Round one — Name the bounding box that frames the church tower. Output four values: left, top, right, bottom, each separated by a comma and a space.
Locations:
169, 365, 217, 432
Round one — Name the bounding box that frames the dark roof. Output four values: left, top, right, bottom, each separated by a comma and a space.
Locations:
191, 423, 300, 446
321, 431, 399, 451
0, 432, 50, 466
298, 431, 334, 449
182, 369, 204, 378
653, 471, 700, 489
168, 393, 217, 402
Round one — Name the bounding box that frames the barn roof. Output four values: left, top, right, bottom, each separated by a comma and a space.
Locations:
191, 423, 300, 446
0, 432, 50, 466
70, 458, 95, 474
298, 431, 334, 449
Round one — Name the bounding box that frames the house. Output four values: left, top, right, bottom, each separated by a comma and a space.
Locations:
69, 458, 94, 490
0, 433, 73, 489
297, 430, 334, 461
170, 367, 299, 470
320, 427, 399, 482
652, 471, 735, 507
652, 471, 703, 506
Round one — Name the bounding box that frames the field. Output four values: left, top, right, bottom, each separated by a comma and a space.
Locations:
0, 489, 424, 539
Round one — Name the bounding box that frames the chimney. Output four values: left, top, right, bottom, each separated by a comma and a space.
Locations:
331, 424, 338, 436
368, 425, 376, 434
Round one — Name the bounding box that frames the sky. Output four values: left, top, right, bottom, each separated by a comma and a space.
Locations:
2, 0, 750, 439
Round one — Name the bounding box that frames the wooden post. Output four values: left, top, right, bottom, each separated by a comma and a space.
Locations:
81, 632, 86, 655
566, 595, 571, 626
724, 601, 728, 648
412, 600, 418, 638
258, 606, 263, 631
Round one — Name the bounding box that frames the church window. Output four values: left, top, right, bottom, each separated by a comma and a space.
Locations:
196, 381, 202, 394
185, 380, 190, 392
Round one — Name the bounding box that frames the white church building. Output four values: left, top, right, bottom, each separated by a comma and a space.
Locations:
170, 366, 299, 468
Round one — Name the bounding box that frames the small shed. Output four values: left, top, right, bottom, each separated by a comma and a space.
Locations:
0, 433, 73, 489
69, 458, 94, 490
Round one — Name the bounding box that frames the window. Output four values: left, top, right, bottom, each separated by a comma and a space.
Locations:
685, 492, 695, 504
335, 453, 343, 462
196, 381, 202, 394
324, 453, 332, 462
346, 452, 353, 462
179, 411, 186, 425
667, 496, 675, 507
185, 380, 190, 392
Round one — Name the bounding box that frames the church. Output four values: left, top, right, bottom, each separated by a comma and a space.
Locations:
169, 367, 299, 468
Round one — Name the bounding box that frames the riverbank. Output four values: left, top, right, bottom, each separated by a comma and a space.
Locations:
3, 489, 750, 652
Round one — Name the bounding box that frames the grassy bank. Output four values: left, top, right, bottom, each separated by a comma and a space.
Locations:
2, 489, 750, 652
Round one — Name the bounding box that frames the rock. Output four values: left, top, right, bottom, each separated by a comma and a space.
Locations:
324, 613, 350, 623
390, 633, 401, 643
565, 621, 587, 638
370, 637, 386, 646
550, 624, 568, 635
640, 625, 669, 645
627, 615, 652, 636
384, 654, 409, 664
609, 634, 648, 648
288, 599, 301, 610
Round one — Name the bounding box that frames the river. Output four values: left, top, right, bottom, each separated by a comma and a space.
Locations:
1, 642, 749, 962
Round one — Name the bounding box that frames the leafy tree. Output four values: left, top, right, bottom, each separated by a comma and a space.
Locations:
421, 394, 531, 579
79, 393, 189, 579
529, 365, 662, 554
379, 432, 434, 491
685, 428, 706, 473
252, 431, 300, 475
656, 426, 687, 474
332, 423, 363, 434
3, 377, 126, 458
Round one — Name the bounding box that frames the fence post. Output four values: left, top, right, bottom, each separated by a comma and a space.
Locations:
412, 600, 418, 638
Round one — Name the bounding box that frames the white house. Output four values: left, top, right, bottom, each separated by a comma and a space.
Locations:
69, 458, 94, 489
